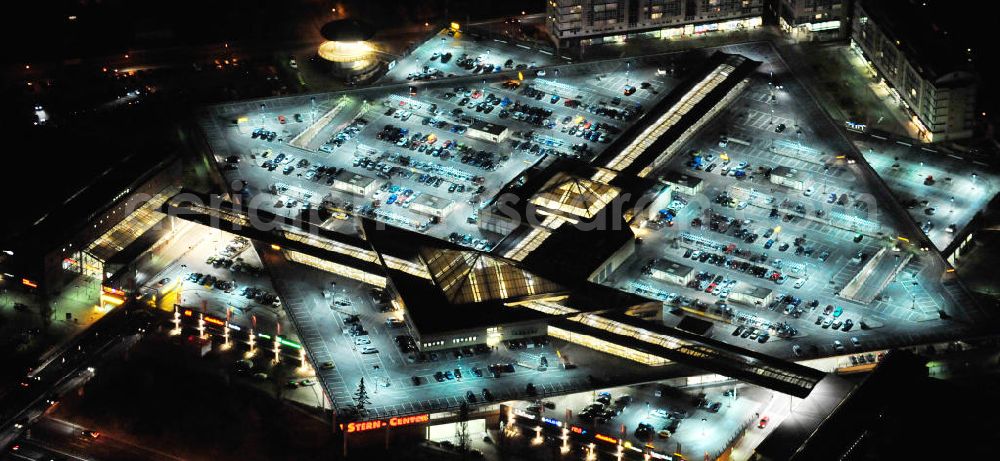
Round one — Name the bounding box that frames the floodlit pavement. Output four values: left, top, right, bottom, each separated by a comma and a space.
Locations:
605, 41, 991, 363
853, 134, 999, 251
506, 382, 774, 460
254, 246, 729, 418
380, 28, 564, 85
200, 52, 676, 247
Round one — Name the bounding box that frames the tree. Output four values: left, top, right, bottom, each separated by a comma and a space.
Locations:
456, 402, 470, 454
353, 378, 371, 414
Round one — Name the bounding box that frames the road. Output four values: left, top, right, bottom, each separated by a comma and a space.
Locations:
0, 305, 155, 453
8, 417, 181, 461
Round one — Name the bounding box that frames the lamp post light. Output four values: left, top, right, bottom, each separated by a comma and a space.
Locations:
171, 306, 182, 334
273, 336, 281, 363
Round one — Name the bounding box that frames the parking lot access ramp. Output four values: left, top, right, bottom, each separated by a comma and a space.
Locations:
839, 248, 910, 304
257, 247, 355, 411
288, 97, 353, 150
550, 312, 827, 398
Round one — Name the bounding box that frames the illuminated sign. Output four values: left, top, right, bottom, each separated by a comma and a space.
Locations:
594, 433, 618, 444
100, 285, 126, 307
389, 414, 430, 426
251, 333, 302, 349
100, 294, 126, 307
183, 309, 193, 317
204, 316, 226, 327
21, 278, 38, 289
569, 425, 587, 435
345, 420, 386, 432
344, 414, 430, 433
450, 22, 461, 31
542, 417, 562, 427
277, 336, 302, 350
845, 121, 866, 132
807, 20, 841, 32
513, 408, 537, 420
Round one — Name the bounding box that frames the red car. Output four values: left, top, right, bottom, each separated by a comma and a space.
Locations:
277, 115, 287, 124
758, 416, 769, 429
705, 283, 717, 294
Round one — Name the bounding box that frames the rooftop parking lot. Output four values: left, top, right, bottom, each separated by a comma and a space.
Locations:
381, 28, 565, 84
133, 221, 730, 418
853, 135, 999, 251
602, 42, 988, 361
254, 249, 737, 417
186, 41, 996, 423
134, 224, 286, 334
507, 381, 774, 460
201, 55, 677, 247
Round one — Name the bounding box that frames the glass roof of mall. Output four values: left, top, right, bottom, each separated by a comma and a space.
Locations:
529, 172, 620, 220
420, 248, 565, 305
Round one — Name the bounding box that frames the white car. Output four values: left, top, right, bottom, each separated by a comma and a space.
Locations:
794, 278, 807, 289
804, 187, 814, 196
833, 340, 845, 352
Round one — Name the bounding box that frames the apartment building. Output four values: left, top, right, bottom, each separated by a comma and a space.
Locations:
850, 0, 977, 142
546, 0, 764, 48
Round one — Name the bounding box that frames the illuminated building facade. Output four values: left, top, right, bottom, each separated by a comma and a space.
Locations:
850, 0, 977, 142
769, 166, 806, 190
776, 0, 849, 40
649, 258, 694, 285
331, 170, 377, 196
465, 119, 510, 143
0, 155, 182, 295
409, 193, 455, 219
545, 0, 764, 48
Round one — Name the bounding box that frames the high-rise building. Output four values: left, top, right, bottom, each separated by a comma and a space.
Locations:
545, 0, 764, 48
776, 0, 850, 40
850, 0, 977, 142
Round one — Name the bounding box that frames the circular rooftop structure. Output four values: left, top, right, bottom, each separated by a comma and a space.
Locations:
320, 19, 375, 42
315, 19, 381, 82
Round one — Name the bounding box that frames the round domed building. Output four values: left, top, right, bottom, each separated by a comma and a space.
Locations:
316, 19, 382, 83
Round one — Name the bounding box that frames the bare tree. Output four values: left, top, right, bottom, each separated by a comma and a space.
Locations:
456, 402, 470, 454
